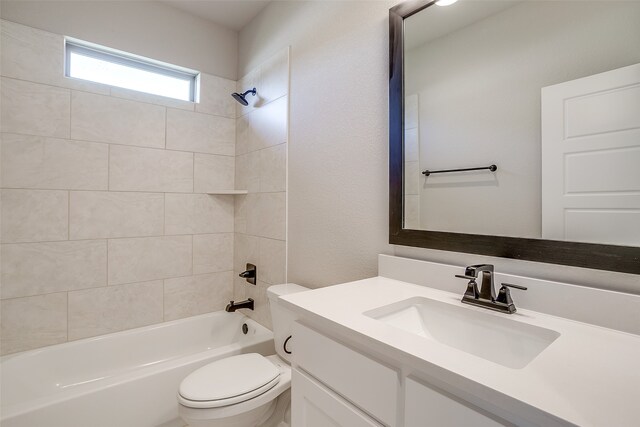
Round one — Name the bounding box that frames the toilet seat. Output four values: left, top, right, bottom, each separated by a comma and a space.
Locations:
178, 353, 281, 409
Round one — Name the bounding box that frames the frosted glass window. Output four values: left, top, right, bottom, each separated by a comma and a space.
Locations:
65, 39, 198, 102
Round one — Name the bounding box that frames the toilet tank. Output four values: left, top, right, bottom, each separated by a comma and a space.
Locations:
267, 284, 309, 363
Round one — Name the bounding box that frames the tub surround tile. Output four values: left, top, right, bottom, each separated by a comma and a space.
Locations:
69, 191, 164, 240
234, 233, 259, 274
0, 20, 63, 88
196, 73, 236, 118
193, 233, 234, 275
259, 238, 286, 285
1, 189, 68, 243
234, 194, 249, 234
260, 143, 287, 193
109, 145, 193, 193
244, 280, 272, 330
166, 108, 235, 155
1, 133, 108, 190
71, 91, 165, 148
108, 236, 192, 285
193, 153, 235, 193
68, 281, 163, 340
1, 240, 107, 299
248, 96, 288, 152
236, 48, 288, 117
235, 151, 260, 193
404, 161, 420, 195
235, 113, 250, 156
1, 293, 67, 355
164, 194, 234, 235
0, 77, 70, 138
248, 192, 286, 240
163, 272, 233, 321
0, 20, 110, 95
109, 86, 195, 111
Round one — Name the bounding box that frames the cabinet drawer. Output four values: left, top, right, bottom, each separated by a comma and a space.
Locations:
292, 368, 383, 427
405, 377, 512, 427
292, 322, 398, 426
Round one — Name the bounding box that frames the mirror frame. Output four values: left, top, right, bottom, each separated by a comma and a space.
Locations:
389, 0, 640, 275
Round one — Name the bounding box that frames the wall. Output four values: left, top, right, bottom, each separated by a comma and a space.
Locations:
238, 1, 640, 294
239, 1, 395, 288
405, 1, 640, 238
233, 48, 289, 329
0, 0, 238, 79
0, 20, 238, 354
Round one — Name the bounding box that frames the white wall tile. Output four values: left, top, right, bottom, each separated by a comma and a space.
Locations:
234, 233, 259, 273
166, 108, 235, 155
0, 20, 110, 95
235, 151, 260, 193
193, 233, 234, 275
193, 153, 235, 193
68, 281, 163, 340
108, 235, 192, 285
164, 272, 233, 321
1, 293, 67, 355
69, 191, 164, 239
234, 194, 249, 234
0, 20, 63, 86
260, 143, 286, 192
249, 192, 286, 240
236, 113, 250, 155
71, 91, 165, 148
165, 194, 234, 235
0, 77, 70, 138
404, 195, 420, 229
109, 86, 195, 111
1, 240, 107, 299
236, 48, 288, 116
249, 96, 288, 152
1, 189, 68, 243
404, 161, 420, 195
259, 238, 286, 285
243, 280, 272, 329
1, 133, 108, 190
109, 145, 193, 193
196, 73, 236, 118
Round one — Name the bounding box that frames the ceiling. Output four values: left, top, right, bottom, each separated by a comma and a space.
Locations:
161, 0, 271, 31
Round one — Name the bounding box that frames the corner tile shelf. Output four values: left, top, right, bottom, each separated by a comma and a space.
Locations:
205, 190, 249, 195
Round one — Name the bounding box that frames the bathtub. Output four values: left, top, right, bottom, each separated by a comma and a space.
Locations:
0, 311, 274, 427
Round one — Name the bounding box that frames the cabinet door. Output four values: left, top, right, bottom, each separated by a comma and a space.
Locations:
405, 378, 513, 427
292, 368, 383, 427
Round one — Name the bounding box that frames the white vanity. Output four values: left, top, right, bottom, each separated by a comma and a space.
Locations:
281, 255, 640, 427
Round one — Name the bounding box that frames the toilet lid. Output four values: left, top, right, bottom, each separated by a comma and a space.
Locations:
179, 353, 280, 405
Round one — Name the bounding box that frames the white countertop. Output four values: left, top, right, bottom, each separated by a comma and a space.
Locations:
281, 276, 640, 427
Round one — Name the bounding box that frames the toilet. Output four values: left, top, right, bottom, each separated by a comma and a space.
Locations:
177, 284, 308, 427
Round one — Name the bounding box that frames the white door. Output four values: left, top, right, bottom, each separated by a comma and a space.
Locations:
541, 63, 640, 245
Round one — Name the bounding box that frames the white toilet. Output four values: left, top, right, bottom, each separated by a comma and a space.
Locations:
177, 284, 308, 427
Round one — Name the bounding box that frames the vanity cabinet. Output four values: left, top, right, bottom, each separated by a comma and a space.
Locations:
292, 368, 382, 427
292, 322, 512, 427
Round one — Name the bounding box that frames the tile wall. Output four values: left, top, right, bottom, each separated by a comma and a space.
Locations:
404, 94, 420, 228
0, 20, 239, 354
233, 49, 289, 329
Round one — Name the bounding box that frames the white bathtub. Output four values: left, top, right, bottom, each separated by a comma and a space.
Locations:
0, 311, 274, 427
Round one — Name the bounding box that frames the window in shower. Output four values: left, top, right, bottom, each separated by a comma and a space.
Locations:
65, 38, 199, 102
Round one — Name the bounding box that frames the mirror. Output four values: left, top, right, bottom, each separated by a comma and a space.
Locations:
389, 0, 640, 274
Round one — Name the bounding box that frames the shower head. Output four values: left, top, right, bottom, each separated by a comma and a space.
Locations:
231, 88, 257, 106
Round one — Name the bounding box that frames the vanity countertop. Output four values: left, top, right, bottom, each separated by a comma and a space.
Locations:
281, 276, 640, 427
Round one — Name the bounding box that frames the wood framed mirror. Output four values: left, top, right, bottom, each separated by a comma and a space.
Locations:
389, 0, 640, 274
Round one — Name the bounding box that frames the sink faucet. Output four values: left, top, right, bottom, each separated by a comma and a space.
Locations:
455, 264, 527, 314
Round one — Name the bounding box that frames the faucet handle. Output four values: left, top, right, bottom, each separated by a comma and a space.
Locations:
455, 275, 479, 299
501, 283, 527, 291
455, 274, 477, 281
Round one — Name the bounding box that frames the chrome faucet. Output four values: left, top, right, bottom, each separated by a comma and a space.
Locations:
455, 264, 527, 314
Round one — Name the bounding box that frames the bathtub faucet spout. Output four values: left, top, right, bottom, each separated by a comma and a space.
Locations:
225, 298, 254, 312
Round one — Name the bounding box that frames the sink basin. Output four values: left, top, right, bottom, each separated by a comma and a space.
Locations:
364, 297, 560, 369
